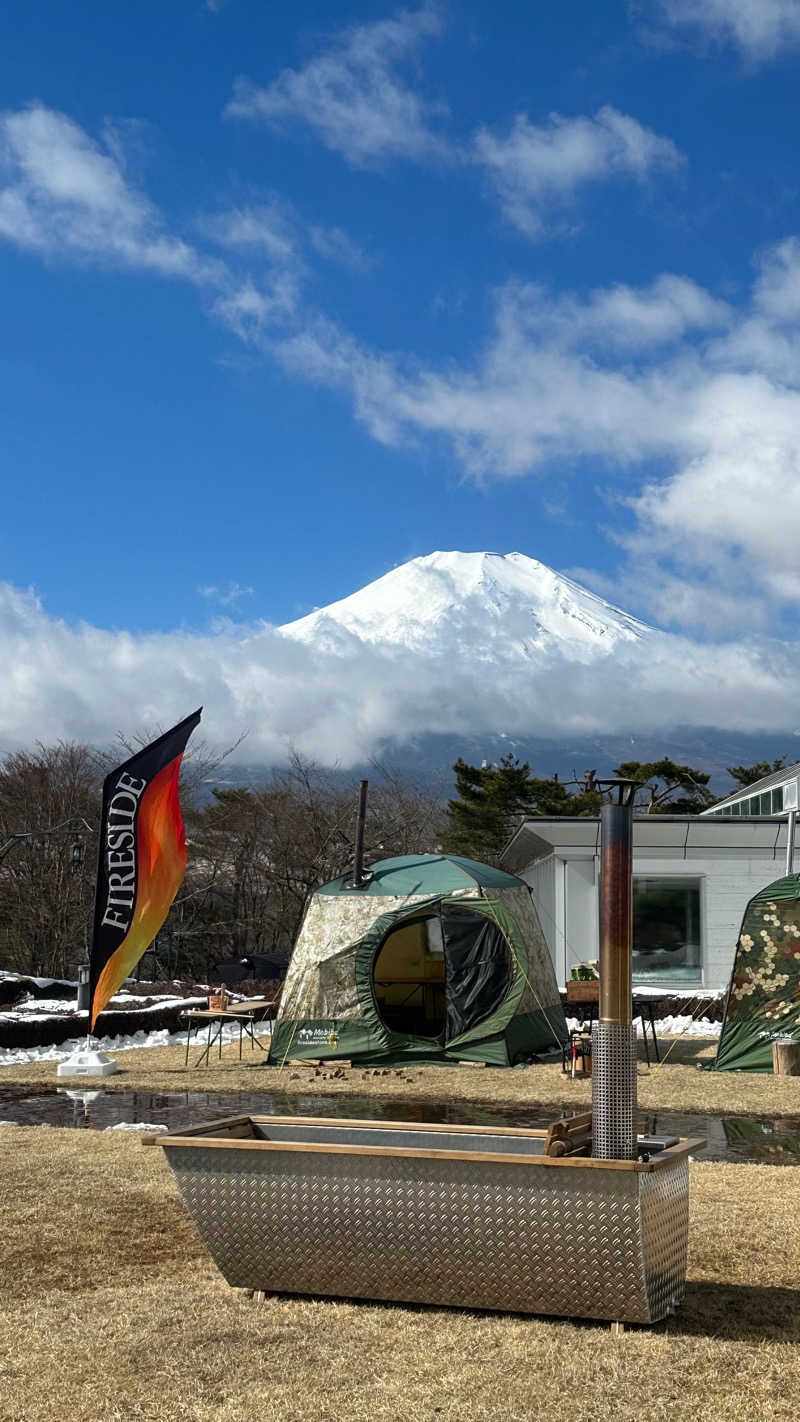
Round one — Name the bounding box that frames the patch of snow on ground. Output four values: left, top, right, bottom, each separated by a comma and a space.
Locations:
0, 998, 81, 1017
105, 1122, 168, 1132
0, 1018, 269, 1067
565, 1014, 721, 1038
632, 986, 725, 999
0, 971, 77, 989
0, 994, 207, 1021
653, 1014, 721, 1037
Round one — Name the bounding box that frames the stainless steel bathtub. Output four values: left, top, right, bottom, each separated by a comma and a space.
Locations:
157, 1115, 703, 1324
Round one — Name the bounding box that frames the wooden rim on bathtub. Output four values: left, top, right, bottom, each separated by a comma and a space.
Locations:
150, 1113, 705, 1172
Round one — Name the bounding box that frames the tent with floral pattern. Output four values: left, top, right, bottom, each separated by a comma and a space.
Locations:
709, 872, 800, 1072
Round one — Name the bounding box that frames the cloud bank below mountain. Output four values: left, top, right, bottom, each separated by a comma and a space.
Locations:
2, 555, 799, 766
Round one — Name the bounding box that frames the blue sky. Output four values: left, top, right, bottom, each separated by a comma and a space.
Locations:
2, 0, 800, 758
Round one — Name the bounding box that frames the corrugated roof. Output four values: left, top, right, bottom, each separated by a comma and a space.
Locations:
700, 759, 800, 812
317, 853, 524, 897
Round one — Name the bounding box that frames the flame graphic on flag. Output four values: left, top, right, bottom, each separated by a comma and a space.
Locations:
89, 709, 201, 1031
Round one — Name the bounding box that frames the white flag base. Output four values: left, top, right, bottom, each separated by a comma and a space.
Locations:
57, 1049, 119, 1078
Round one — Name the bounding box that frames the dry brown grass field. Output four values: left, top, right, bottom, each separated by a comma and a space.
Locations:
3, 1034, 800, 1117
1, 1125, 799, 1422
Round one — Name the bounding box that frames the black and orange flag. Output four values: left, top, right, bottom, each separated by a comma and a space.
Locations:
89, 709, 202, 1032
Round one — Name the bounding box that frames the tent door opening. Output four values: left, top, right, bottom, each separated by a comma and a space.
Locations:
372, 915, 446, 1039
372, 904, 513, 1043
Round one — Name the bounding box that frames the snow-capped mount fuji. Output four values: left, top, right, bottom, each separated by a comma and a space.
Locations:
229, 549, 790, 787
280, 551, 659, 662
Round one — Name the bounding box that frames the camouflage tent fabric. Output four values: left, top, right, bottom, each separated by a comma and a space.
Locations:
709, 873, 800, 1072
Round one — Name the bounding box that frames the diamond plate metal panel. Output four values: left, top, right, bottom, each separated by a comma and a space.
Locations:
164, 1140, 690, 1324
641, 1159, 690, 1320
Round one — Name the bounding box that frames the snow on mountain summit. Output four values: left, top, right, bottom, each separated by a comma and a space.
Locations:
279, 551, 658, 664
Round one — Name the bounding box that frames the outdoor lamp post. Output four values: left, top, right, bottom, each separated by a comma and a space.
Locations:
0, 817, 96, 866
76, 963, 91, 1012
0, 832, 33, 866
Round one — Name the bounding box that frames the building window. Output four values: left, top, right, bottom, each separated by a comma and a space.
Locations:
633, 877, 702, 984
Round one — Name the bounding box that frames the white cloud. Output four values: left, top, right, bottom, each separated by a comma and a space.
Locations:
266, 239, 800, 631
211, 268, 307, 341
631, 373, 800, 607
489, 274, 731, 352
474, 106, 683, 236
205, 198, 369, 274
307, 223, 371, 271
2, 104, 799, 646
272, 291, 690, 474
198, 582, 254, 608
648, 0, 800, 60
568, 564, 773, 636
206, 201, 300, 264
0, 104, 222, 282
225, 4, 450, 165
0, 108, 365, 351
753, 237, 800, 321
2, 579, 800, 765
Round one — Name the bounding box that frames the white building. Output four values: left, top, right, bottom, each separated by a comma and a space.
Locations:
502, 812, 798, 994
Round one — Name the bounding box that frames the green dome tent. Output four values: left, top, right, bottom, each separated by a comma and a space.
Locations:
268, 854, 568, 1067
709, 872, 800, 1072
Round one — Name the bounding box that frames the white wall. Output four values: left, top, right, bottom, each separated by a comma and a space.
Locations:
522, 849, 785, 992
566, 859, 597, 977
523, 855, 559, 972
643, 855, 783, 991
521, 856, 597, 984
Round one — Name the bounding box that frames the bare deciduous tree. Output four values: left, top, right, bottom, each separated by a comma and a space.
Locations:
0, 740, 447, 983
180, 755, 447, 973
0, 743, 101, 977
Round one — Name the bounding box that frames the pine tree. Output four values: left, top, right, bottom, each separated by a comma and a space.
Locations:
614, 759, 714, 814
442, 756, 602, 861
726, 757, 787, 789
442, 756, 533, 860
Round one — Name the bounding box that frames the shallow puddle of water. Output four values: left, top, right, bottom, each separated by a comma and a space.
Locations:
1, 1086, 799, 1165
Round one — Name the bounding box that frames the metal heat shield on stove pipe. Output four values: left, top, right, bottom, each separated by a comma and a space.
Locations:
592, 780, 638, 1160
